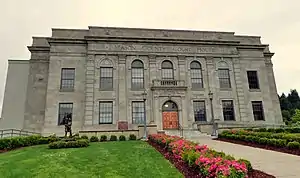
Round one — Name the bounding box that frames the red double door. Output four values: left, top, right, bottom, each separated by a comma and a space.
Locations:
162, 111, 179, 129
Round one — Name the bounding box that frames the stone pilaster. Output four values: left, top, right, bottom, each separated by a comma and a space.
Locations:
84, 55, 95, 125
178, 55, 186, 80
232, 58, 248, 121
118, 54, 127, 121
149, 54, 156, 123
205, 57, 215, 122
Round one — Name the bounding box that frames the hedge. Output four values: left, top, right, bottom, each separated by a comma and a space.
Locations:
245, 127, 300, 133
0, 135, 60, 151
219, 130, 300, 150
48, 139, 89, 149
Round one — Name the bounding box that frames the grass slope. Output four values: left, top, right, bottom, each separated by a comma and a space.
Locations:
0, 141, 183, 178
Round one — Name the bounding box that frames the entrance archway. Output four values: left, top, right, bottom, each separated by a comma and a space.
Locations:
162, 100, 179, 129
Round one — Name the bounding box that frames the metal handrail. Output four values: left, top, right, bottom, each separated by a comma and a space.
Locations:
178, 123, 184, 138
0, 129, 40, 139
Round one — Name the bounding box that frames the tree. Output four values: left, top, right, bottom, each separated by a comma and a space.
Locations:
287, 89, 300, 109
291, 109, 300, 126
279, 93, 292, 110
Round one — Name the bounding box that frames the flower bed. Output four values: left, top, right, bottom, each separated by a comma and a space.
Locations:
218, 130, 300, 156
148, 134, 275, 178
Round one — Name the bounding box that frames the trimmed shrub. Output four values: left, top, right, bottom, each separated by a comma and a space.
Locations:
119, 135, 126, 141
90, 136, 99, 142
81, 135, 88, 140
110, 135, 117, 141
100, 135, 107, 142
287, 141, 300, 149
48, 139, 89, 149
0, 135, 60, 151
129, 134, 137, 140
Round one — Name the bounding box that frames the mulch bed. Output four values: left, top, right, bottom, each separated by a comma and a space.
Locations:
216, 138, 300, 156
148, 141, 275, 178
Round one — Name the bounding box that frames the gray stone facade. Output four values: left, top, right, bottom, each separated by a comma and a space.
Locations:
1, 26, 284, 135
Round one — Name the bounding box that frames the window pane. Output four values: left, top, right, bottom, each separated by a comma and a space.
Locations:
193, 101, 206, 121
99, 102, 113, 124
131, 68, 144, 89
247, 71, 259, 89
222, 100, 235, 121
100, 67, 113, 90
252, 101, 264, 121
132, 101, 145, 124
162, 61, 173, 68
100, 67, 113, 77
162, 69, 174, 79
58, 103, 73, 125
61, 68, 75, 89
218, 69, 231, 88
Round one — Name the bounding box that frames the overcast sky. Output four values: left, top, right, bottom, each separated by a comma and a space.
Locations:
0, 0, 299, 114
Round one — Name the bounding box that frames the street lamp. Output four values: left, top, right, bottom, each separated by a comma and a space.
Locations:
142, 90, 147, 140
209, 91, 217, 137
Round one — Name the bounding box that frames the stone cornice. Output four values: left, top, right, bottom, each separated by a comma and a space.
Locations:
264, 52, 275, 57
27, 46, 50, 52
47, 38, 87, 44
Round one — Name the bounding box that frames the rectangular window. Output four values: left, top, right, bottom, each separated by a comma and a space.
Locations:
193, 101, 206, 121
60, 68, 75, 90
131, 68, 144, 89
252, 101, 264, 121
222, 100, 235, 121
58, 103, 73, 125
100, 67, 113, 90
218, 69, 231, 88
191, 69, 203, 89
132, 101, 145, 124
247, 71, 260, 89
99, 101, 113, 124
162, 69, 174, 79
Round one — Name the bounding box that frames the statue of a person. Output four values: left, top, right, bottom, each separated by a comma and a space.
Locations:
62, 113, 72, 137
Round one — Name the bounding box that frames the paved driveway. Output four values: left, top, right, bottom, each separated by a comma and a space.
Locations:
189, 137, 300, 178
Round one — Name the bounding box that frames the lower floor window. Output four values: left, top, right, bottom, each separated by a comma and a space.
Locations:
193, 101, 206, 121
132, 101, 145, 124
58, 103, 73, 125
222, 100, 235, 121
99, 101, 113, 124
252, 101, 265, 121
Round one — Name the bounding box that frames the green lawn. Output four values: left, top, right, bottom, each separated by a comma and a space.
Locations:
0, 141, 183, 178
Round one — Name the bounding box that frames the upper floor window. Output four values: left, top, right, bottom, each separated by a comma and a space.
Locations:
247, 71, 260, 89
190, 61, 203, 89
193, 101, 206, 121
252, 101, 264, 121
58, 103, 73, 125
161, 60, 174, 79
218, 69, 231, 88
131, 60, 144, 90
60, 68, 75, 90
100, 67, 113, 90
222, 100, 235, 121
99, 101, 113, 124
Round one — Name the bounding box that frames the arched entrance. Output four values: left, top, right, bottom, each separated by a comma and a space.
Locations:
162, 100, 179, 129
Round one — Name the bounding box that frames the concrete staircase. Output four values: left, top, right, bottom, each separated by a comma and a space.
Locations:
164, 129, 212, 141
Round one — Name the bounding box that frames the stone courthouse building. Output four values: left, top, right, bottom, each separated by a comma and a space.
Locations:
0, 26, 283, 135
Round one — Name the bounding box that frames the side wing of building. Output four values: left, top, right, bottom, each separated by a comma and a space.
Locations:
0, 60, 29, 130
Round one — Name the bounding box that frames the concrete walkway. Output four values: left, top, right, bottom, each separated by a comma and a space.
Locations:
189, 137, 300, 178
